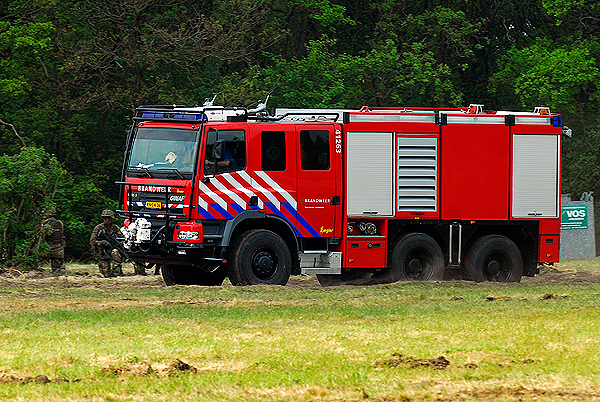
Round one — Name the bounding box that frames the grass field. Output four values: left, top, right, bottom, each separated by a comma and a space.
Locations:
0, 258, 599, 401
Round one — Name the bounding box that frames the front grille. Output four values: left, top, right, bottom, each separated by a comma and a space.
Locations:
127, 191, 187, 217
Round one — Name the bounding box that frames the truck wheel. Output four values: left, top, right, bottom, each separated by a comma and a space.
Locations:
389, 233, 444, 281
193, 267, 227, 286
228, 229, 291, 286
317, 270, 374, 286
161, 263, 183, 286
464, 235, 523, 282
316, 274, 339, 286
161, 264, 226, 286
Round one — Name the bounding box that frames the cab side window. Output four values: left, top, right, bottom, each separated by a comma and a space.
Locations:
300, 130, 330, 170
261, 131, 286, 171
205, 129, 246, 174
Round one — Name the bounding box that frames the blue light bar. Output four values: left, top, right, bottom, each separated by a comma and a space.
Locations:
552, 115, 561, 127
140, 111, 207, 121
181, 113, 207, 120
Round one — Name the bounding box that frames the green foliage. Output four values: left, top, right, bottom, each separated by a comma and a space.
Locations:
542, 0, 600, 36
542, 0, 585, 18
0, 20, 54, 98
302, 0, 355, 27
0, 145, 111, 265
492, 39, 600, 113
400, 7, 482, 66
222, 38, 462, 108
0, 147, 67, 268
561, 118, 600, 211
53, 175, 117, 261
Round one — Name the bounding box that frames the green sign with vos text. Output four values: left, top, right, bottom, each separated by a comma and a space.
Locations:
561, 205, 588, 230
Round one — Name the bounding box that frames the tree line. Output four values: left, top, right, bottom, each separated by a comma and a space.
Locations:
1, 0, 599, 267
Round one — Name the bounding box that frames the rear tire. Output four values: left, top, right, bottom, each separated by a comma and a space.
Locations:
227, 229, 292, 286
316, 274, 339, 287
464, 235, 523, 282
388, 233, 445, 282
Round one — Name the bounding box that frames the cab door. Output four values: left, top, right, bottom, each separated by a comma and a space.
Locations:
296, 124, 342, 237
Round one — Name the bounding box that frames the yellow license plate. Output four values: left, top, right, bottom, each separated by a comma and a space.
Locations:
146, 202, 162, 209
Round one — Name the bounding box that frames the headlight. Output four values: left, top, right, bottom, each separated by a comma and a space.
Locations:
178, 231, 199, 240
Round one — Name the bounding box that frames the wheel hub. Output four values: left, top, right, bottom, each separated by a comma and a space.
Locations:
407, 258, 423, 278
257, 254, 272, 270
252, 251, 276, 278
485, 260, 501, 280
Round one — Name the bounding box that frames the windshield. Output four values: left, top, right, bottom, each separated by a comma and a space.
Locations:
128, 126, 199, 176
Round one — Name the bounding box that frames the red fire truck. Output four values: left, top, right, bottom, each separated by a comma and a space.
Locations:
118, 101, 564, 286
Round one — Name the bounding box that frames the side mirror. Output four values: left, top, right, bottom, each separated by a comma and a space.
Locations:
213, 140, 226, 160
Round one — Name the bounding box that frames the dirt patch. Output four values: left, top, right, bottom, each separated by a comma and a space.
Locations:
522, 265, 600, 285
99, 358, 249, 378
100, 359, 198, 377
0, 264, 165, 290
293, 264, 600, 287
0, 373, 74, 384
1, 263, 600, 290
101, 358, 198, 377
485, 295, 514, 302
439, 385, 600, 401
540, 293, 570, 300
374, 353, 451, 370
286, 276, 323, 288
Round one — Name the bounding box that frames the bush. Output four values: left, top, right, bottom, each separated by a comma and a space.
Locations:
0, 147, 67, 269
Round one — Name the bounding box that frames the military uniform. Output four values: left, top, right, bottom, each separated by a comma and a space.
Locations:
43, 210, 66, 275
89, 210, 123, 277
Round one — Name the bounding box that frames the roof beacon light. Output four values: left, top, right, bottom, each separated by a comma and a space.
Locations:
534, 106, 551, 115
467, 104, 484, 114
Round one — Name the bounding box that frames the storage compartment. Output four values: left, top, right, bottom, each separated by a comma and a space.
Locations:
538, 218, 560, 263
512, 134, 560, 218
345, 238, 387, 268
539, 235, 559, 263
346, 132, 394, 216
440, 122, 510, 220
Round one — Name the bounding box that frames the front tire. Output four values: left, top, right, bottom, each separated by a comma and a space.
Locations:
389, 233, 445, 282
162, 264, 226, 286
464, 235, 523, 282
193, 268, 227, 286
227, 229, 292, 286
161, 263, 183, 286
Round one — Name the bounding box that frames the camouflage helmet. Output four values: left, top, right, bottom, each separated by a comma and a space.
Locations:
101, 209, 115, 219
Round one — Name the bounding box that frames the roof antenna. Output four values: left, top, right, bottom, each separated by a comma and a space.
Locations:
203, 92, 222, 107
248, 91, 272, 116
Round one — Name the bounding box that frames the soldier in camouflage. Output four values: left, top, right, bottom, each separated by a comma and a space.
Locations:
43, 207, 66, 275
89, 209, 123, 277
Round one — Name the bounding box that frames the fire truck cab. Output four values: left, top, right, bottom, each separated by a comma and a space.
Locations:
118, 103, 563, 286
